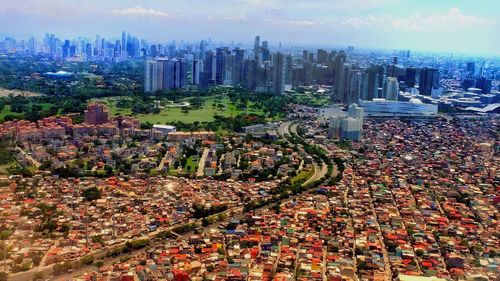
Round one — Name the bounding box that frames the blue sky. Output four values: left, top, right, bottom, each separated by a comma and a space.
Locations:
1, 0, 498, 55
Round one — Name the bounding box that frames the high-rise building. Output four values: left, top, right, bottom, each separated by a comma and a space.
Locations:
223, 53, 234, 85
192, 60, 203, 85
215, 47, 229, 85
347, 70, 362, 105
232, 48, 245, 85
419, 68, 439, 96
475, 77, 492, 94
383, 77, 399, 101
328, 104, 364, 141
405, 67, 417, 88
272, 52, 286, 95
84, 103, 109, 125
244, 59, 258, 91
317, 49, 328, 64
303, 50, 310, 62
144, 60, 158, 93
466, 62, 475, 76
333, 51, 347, 102
254, 36, 260, 59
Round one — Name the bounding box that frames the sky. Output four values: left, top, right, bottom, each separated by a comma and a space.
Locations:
0, 0, 499, 55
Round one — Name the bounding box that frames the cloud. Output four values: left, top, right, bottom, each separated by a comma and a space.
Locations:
207, 14, 248, 22
111, 6, 170, 18
341, 7, 495, 31
265, 19, 325, 27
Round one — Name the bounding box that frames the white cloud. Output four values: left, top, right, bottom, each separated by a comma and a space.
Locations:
111, 6, 170, 18
265, 18, 325, 27
207, 14, 248, 22
341, 7, 495, 31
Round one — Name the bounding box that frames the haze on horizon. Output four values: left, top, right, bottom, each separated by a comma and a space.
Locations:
0, 0, 498, 56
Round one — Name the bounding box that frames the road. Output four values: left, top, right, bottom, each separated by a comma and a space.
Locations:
16, 146, 41, 168
196, 148, 209, 177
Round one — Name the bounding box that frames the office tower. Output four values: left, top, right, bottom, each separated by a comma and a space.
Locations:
223, 53, 234, 85
317, 49, 328, 64
475, 77, 492, 94
303, 50, 310, 62
233, 48, 245, 85
383, 77, 399, 101
192, 60, 203, 85
144, 60, 158, 93
244, 59, 258, 91
272, 53, 286, 95
347, 70, 362, 105
285, 55, 292, 85
69, 45, 76, 57
85, 43, 93, 60
334, 51, 347, 102
163, 59, 187, 90
254, 36, 260, 59
121, 31, 126, 56
262, 48, 270, 62
254, 36, 260, 51
50, 34, 57, 57
462, 78, 475, 91
203, 51, 216, 85
405, 67, 417, 88
62, 40, 70, 58
84, 103, 109, 125
419, 68, 439, 96
262, 41, 268, 50
27, 37, 36, 54
466, 62, 475, 76
215, 47, 229, 85
360, 65, 382, 100
387, 64, 405, 78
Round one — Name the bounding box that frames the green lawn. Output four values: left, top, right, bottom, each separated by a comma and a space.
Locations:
0, 103, 58, 122
290, 165, 314, 185
0, 164, 11, 175
184, 155, 199, 173
0, 105, 23, 121
91, 96, 266, 124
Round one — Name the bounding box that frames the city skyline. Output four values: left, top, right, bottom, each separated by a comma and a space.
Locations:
0, 0, 499, 56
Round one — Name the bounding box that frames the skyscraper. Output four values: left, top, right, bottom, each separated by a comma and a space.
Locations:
232, 48, 245, 85
317, 49, 328, 64
144, 60, 158, 93
405, 67, 417, 88
334, 51, 347, 102
347, 70, 362, 105
419, 68, 439, 96
272, 52, 286, 95
254, 36, 260, 59
383, 77, 399, 101
215, 47, 229, 85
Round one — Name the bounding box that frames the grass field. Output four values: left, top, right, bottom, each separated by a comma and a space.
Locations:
0, 164, 11, 175
91, 96, 266, 124
290, 165, 314, 185
0, 105, 23, 121
184, 155, 199, 173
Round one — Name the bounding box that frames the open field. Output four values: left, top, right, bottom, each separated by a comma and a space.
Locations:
0, 88, 43, 97
90, 96, 267, 124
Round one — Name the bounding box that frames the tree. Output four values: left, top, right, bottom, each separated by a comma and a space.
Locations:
82, 187, 101, 201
